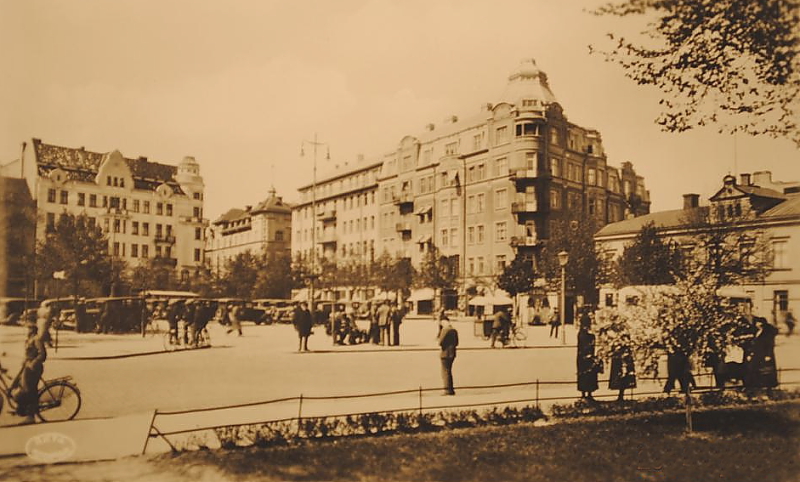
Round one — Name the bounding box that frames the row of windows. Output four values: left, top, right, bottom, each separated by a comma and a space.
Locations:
440, 222, 509, 247
109, 242, 202, 263
466, 255, 507, 276
46, 189, 203, 218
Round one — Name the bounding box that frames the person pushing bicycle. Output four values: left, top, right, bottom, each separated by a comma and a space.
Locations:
10, 310, 48, 424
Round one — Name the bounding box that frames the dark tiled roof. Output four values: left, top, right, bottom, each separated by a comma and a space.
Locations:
761, 194, 800, 218
595, 207, 708, 237
738, 184, 787, 200
213, 208, 247, 225
252, 195, 292, 215
32, 139, 184, 194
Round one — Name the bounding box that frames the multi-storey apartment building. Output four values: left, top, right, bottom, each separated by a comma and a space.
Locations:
1, 138, 207, 283
292, 158, 383, 267
291, 59, 650, 307
595, 171, 800, 324
206, 187, 292, 273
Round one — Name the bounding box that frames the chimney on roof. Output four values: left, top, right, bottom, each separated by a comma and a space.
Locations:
443, 115, 458, 124
752, 170, 772, 186
740, 173, 751, 186
481, 103, 493, 112
138, 156, 147, 162
245, 205, 252, 211
425, 123, 435, 131
683, 193, 699, 210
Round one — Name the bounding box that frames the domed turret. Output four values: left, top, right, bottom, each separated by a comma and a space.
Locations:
176, 155, 204, 190
500, 58, 559, 109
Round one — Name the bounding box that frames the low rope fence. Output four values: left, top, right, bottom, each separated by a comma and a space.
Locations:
143, 367, 800, 453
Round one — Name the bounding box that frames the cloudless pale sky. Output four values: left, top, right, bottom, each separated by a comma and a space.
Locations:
1, 0, 797, 219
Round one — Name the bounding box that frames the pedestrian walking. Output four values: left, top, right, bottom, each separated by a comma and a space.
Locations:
784, 309, 796, 336
438, 315, 459, 396
390, 303, 404, 346
663, 351, 696, 394
376, 301, 391, 346
292, 302, 313, 352
367, 302, 381, 345
226, 302, 243, 336
548, 307, 561, 338
577, 311, 600, 400
166, 299, 183, 345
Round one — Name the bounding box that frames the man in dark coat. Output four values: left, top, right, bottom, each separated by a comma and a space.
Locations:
744, 316, 779, 389
438, 315, 459, 395
390, 303, 404, 346
577, 311, 600, 400
490, 308, 509, 348
663, 351, 696, 394
293, 302, 313, 352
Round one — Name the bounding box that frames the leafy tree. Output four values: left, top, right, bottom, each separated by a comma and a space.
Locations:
372, 251, 416, 299
541, 214, 607, 306
590, 0, 800, 145
681, 208, 773, 287
129, 258, 177, 293
615, 222, 683, 286
414, 246, 458, 306
220, 251, 260, 298
497, 254, 536, 297
35, 213, 117, 298
253, 251, 295, 299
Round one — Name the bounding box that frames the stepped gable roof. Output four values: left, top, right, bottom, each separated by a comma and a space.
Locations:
32, 139, 184, 194
595, 207, 708, 238
213, 208, 247, 225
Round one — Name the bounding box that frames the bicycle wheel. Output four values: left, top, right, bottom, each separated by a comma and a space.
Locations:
514, 327, 528, 341
37, 380, 82, 422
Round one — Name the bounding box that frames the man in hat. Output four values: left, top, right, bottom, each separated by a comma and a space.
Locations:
438, 314, 459, 395
10, 312, 48, 423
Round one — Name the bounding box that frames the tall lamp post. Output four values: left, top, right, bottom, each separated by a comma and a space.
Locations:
301, 134, 330, 324
558, 250, 569, 345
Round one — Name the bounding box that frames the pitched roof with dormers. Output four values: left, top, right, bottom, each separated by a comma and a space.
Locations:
31, 138, 185, 194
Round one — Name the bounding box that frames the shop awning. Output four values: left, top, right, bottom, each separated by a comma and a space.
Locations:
408, 288, 435, 301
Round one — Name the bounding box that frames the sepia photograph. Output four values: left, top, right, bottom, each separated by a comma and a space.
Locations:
0, 1, 799, 481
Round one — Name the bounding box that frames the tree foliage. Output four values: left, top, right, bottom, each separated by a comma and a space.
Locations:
220, 251, 260, 298
615, 222, 683, 286
591, 0, 800, 145
497, 254, 536, 297
541, 214, 607, 305
372, 251, 416, 296
414, 246, 458, 292
35, 213, 119, 298
253, 251, 294, 299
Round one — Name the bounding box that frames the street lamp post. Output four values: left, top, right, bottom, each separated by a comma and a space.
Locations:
558, 250, 569, 345
301, 134, 330, 325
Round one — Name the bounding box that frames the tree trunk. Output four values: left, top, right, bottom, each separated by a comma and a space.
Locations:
684, 384, 693, 433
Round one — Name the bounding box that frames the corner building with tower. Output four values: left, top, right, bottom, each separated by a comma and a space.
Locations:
291, 59, 650, 309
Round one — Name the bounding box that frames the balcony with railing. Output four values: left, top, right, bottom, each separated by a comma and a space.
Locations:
511, 200, 538, 213
317, 230, 337, 245
152, 256, 178, 267
510, 235, 538, 248
317, 209, 337, 222
392, 192, 414, 207
395, 221, 412, 233
154, 234, 176, 245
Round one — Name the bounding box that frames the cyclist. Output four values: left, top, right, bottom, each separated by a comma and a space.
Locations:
10, 314, 48, 424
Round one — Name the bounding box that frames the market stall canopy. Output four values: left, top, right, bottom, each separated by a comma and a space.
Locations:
408, 288, 434, 301
468, 295, 489, 306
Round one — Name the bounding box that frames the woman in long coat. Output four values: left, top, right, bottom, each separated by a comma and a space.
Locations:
744, 316, 779, 389
576, 312, 600, 400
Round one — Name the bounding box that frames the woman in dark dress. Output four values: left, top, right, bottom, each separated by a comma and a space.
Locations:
577, 311, 600, 400
609, 334, 636, 402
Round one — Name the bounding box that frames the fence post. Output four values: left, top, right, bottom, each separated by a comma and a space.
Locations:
297, 394, 304, 436
418, 386, 423, 416
535, 379, 539, 409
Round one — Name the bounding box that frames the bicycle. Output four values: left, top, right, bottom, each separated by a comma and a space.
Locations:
0, 362, 82, 423
505, 324, 528, 348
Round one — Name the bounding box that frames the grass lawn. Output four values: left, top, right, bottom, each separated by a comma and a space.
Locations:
148, 401, 800, 482
5, 401, 798, 482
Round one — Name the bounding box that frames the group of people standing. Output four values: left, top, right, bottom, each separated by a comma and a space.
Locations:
153, 298, 218, 348
576, 302, 783, 403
